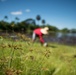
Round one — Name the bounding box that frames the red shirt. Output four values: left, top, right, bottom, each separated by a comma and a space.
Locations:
34, 28, 44, 43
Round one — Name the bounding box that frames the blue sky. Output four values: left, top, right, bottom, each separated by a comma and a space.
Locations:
0, 0, 76, 29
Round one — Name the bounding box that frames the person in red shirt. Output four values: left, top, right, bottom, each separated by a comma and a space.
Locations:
32, 27, 49, 46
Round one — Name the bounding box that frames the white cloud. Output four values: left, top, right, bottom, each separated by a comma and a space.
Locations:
25, 9, 31, 13
11, 11, 22, 15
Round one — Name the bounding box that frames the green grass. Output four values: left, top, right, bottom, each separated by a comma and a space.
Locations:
0, 37, 76, 75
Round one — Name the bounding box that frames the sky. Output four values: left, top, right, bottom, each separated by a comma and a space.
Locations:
0, 0, 76, 29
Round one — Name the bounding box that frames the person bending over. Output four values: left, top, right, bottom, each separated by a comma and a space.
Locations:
32, 27, 49, 47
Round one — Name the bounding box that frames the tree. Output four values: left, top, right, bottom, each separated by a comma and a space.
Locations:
61, 28, 70, 33
42, 19, 46, 25
36, 15, 41, 25
4, 16, 8, 21
11, 21, 15, 32
25, 18, 36, 25
15, 17, 19, 23
4, 16, 8, 34
70, 29, 76, 33
46, 25, 59, 32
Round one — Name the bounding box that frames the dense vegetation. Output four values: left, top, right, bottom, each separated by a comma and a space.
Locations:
0, 15, 76, 34
0, 35, 76, 75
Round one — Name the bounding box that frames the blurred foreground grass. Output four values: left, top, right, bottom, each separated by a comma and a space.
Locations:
0, 36, 76, 75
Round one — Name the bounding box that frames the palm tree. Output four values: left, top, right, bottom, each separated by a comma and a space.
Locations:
42, 19, 46, 26
4, 16, 8, 34
15, 17, 19, 24
11, 21, 15, 33
4, 16, 8, 21
36, 15, 41, 25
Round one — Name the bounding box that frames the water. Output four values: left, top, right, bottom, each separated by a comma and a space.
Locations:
22, 32, 76, 45
44, 32, 76, 45
57, 32, 76, 38
0, 32, 76, 45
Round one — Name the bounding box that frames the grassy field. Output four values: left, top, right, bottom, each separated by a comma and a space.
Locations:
0, 35, 76, 75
